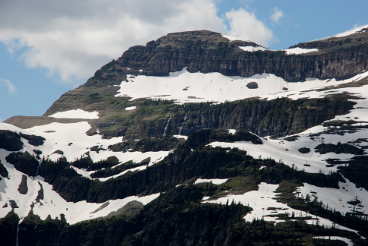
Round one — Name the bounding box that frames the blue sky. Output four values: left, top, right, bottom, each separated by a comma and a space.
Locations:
0, 0, 367, 121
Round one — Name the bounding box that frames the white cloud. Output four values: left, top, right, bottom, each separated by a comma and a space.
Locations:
270, 7, 284, 23
226, 9, 273, 46
0, 78, 16, 94
0, 0, 273, 83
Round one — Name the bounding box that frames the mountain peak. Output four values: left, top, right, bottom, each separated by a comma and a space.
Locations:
164, 30, 222, 38
153, 30, 229, 48
156, 30, 261, 48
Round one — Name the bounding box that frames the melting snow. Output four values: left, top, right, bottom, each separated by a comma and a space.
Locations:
48, 109, 99, 119
26, 122, 122, 162
209, 138, 353, 174
0, 151, 159, 224
0, 121, 170, 178
297, 177, 368, 216
116, 68, 368, 104
204, 183, 358, 234
0, 120, 169, 224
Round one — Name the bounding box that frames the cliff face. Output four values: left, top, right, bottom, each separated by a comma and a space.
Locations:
92, 94, 354, 139
162, 95, 355, 138
85, 30, 368, 87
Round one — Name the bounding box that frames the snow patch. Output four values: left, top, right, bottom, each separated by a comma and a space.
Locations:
26, 122, 122, 162
204, 183, 358, 234
228, 129, 237, 135
125, 106, 137, 111
0, 155, 160, 224
239, 46, 266, 52
49, 109, 99, 119
173, 135, 188, 140
314, 236, 353, 246
194, 178, 228, 185
222, 35, 245, 41
208, 139, 353, 174
116, 68, 368, 104
208, 106, 368, 175
0, 121, 170, 181
284, 47, 319, 55
297, 177, 368, 216
334, 25, 368, 38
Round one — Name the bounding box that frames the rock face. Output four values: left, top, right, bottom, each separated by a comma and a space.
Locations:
86, 30, 368, 87
81, 94, 353, 139
246, 82, 258, 89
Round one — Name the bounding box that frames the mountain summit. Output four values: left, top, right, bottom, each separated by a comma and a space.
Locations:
1, 28, 368, 245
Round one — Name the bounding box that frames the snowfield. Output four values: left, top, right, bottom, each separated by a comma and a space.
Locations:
0, 121, 171, 183
48, 109, 100, 119
208, 137, 354, 174
0, 120, 168, 224
2, 121, 170, 166
204, 183, 359, 234
25, 121, 122, 161
116, 68, 368, 104
0, 160, 159, 224
297, 177, 368, 216
208, 78, 368, 175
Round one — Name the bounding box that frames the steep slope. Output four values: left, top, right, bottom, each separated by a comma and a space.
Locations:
1, 27, 368, 246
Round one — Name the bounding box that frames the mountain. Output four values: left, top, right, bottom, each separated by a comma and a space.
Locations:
1, 27, 368, 246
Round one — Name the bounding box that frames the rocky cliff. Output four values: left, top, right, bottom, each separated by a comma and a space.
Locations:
86, 29, 368, 86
